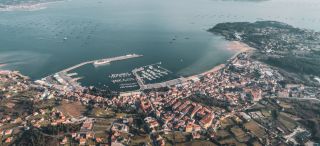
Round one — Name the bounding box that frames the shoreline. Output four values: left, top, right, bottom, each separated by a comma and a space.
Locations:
0, 1, 63, 11
0, 64, 7, 68
226, 41, 255, 61
187, 41, 254, 78
120, 41, 255, 93
225, 41, 254, 53
0, 41, 254, 93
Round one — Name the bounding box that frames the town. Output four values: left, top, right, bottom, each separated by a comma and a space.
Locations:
1, 21, 320, 146
1, 48, 319, 145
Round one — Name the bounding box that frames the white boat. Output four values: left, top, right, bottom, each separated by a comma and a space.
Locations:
93, 60, 110, 66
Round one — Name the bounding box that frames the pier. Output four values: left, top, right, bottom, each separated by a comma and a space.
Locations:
132, 63, 226, 90
132, 64, 186, 90
41, 54, 143, 91
43, 54, 143, 79
59, 54, 143, 74
60, 61, 92, 73
140, 77, 187, 90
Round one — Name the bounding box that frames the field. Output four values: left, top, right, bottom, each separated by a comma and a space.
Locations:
230, 126, 250, 143
219, 137, 244, 146
260, 109, 271, 117
215, 130, 230, 139
277, 112, 297, 132
252, 140, 263, 146
92, 107, 116, 118
94, 119, 114, 131
164, 132, 189, 145
130, 134, 152, 146
220, 117, 235, 129
176, 141, 217, 146
56, 100, 85, 118
244, 121, 267, 138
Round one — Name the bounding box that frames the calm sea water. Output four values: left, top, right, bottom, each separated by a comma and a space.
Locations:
1, 0, 320, 91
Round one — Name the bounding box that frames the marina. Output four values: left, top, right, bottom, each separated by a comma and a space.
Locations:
119, 83, 138, 89
2, 0, 319, 92
109, 72, 132, 79
108, 72, 138, 89
133, 62, 172, 84
132, 62, 181, 90
140, 77, 187, 90
109, 72, 134, 83
41, 54, 143, 91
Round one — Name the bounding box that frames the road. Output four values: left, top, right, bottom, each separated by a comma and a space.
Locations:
279, 97, 320, 102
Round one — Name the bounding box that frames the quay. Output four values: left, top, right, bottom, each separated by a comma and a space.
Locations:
141, 77, 187, 90
132, 63, 226, 91
132, 67, 187, 90
59, 54, 143, 74
41, 54, 143, 91
43, 54, 143, 79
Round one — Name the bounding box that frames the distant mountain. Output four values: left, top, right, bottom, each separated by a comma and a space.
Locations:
0, 0, 61, 6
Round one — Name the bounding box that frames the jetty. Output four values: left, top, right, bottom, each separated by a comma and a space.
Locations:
43, 54, 143, 79
132, 64, 185, 90
132, 63, 225, 90
41, 54, 143, 91
59, 54, 143, 74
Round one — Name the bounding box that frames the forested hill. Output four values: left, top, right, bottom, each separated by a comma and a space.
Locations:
209, 21, 320, 85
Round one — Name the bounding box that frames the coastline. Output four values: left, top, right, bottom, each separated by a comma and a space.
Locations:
0, 1, 63, 11
125, 41, 255, 92
0, 41, 254, 93
0, 64, 7, 68
226, 41, 255, 61
225, 41, 254, 53
188, 41, 254, 78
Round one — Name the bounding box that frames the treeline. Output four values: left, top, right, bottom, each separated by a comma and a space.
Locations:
41, 123, 82, 135
188, 94, 231, 109
14, 128, 59, 146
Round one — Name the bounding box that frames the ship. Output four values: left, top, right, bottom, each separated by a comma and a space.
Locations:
93, 54, 142, 67
93, 60, 110, 66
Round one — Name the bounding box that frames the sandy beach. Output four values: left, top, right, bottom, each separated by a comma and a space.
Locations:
186, 41, 255, 80
225, 41, 255, 53
197, 41, 254, 76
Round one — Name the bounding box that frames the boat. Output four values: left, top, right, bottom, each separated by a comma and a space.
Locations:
126, 54, 133, 56
93, 60, 110, 66
94, 54, 142, 67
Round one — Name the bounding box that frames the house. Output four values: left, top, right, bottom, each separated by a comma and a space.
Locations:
61, 136, 68, 145
5, 137, 12, 143
4, 129, 13, 135
79, 138, 86, 145
200, 113, 215, 129
185, 124, 193, 132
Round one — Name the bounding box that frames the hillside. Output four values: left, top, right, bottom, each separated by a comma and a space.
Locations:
209, 21, 320, 86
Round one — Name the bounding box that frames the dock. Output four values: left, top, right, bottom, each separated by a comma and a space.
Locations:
140, 77, 187, 90
132, 67, 186, 90
43, 54, 143, 79
60, 61, 91, 73
41, 54, 143, 91
59, 54, 143, 74
132, 63, 225, 90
